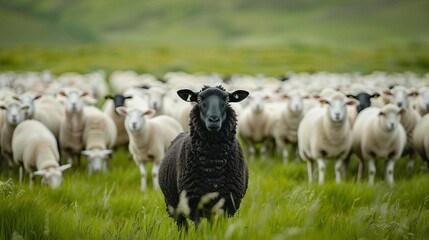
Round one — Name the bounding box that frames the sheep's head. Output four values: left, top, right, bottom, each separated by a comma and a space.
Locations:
378, 104, 406, 131
13, 94, 42, 119
319, 93, 358, 124
346, 92, 380, 113
178, 86, 248, 132
105, 94, 133, 114
34, 164, 71, 189
0, 101, 25, 126
82, 149, 112, 174
116, 107, 154, 132
58, 89, 89, 112
383, 86, 413, 108
247, 91, 270, 113
283, 90, 307, 115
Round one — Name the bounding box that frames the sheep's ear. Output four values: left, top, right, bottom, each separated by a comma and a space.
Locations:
408, 91, 419, 97
371, 93, 380, 99
34, 95, 42, 101
383, 90, 393, 96
177, 89, 198, 102
81, 150, 92, 156
58, 90, 66, 96
34, 169, 47, 176
13, 95, 20, 101
116, 106, 127, 116
346, 99, 359, 106
399, 108, 406, 115
346, 94, 357, 100
58, 164, 72, 172
101, 149, 113, 155
144, 109, 155, 117
0, 105, 6, 110
104, 95, 113, 100
81, 91, 90, 97
319, 99, 330, 105
228, 90, 249, 102
124, 95, 133, 99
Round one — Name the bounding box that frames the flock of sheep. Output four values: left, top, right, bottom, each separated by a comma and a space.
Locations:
0, 70, 429, 192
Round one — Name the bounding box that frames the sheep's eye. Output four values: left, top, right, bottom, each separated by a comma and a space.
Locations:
22, 106, 29, 110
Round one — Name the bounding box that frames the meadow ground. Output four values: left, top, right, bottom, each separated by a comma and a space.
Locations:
1, 148, 429, 240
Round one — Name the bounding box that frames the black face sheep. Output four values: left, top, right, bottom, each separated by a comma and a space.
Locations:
346, 92, 380, 113
158, 86, 249, 229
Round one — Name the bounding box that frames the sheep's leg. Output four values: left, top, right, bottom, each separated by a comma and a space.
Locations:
385, 159, 395, 187
248, 144, 255, 162
306, 161, 314, 183
151, 163, 160, 190
316, 158, 326, 184
19, 166, 24, 183
292, 144, 300, 163
139, 163, 147, 192
368, 159, 376, 185
29, 172, 35, 188
260, 141, 268, 161
357, 159, 365, 183
281, 148, 289, 164
335, 159, 344, 183
406, 150, 416, 169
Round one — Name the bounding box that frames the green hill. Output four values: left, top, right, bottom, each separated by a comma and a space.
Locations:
1, 0, 428, 47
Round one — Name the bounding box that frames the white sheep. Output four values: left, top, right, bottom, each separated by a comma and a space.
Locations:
270, 90, 306, 163
383, 86, 421, 168
298, 92, 357, 184
117, 106, 183, 191
413, 114, 429, 168
33, 95, 64, 140
1, 99, 26, 171
238, 91, 275, 162
58, 88, 90, 166
81, 106, 117, 174
12, 120, 71, 188
410, 87, 429, 116
352, 104, 407, 186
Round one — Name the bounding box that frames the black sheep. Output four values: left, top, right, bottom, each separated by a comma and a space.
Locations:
159, 85, 249, 229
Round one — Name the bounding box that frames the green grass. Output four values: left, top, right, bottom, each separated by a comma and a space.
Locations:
1, 42, 429, 76
1, 151, 429, 239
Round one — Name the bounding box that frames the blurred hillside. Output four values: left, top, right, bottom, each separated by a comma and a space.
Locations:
1, 0, 428, 47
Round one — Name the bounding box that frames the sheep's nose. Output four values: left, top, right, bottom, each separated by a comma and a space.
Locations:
390, 122, 395, 129
208, 116, 220, 123
397, 102, 403, 107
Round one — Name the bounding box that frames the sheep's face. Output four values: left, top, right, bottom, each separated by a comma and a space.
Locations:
59, 90, 88, 112
320, 97, 357, 124
284, 93, 305, 114
248, 93, 269, 113
0, 102, 24, 125
42, 170, 63, 189
82, 149, 112, 174
14, 95, 41, 119
147, 88, 165, 112
393, 90, 409, 108
117, 107, 154, 132
34, 164, 71, 189
177, 86, 249, 132
378, 105, 405, 131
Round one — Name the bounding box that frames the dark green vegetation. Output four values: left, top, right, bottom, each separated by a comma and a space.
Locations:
0, 0, 428, 75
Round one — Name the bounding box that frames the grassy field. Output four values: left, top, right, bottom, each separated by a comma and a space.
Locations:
1, 0, 429, 239
1, 150, 429, 239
